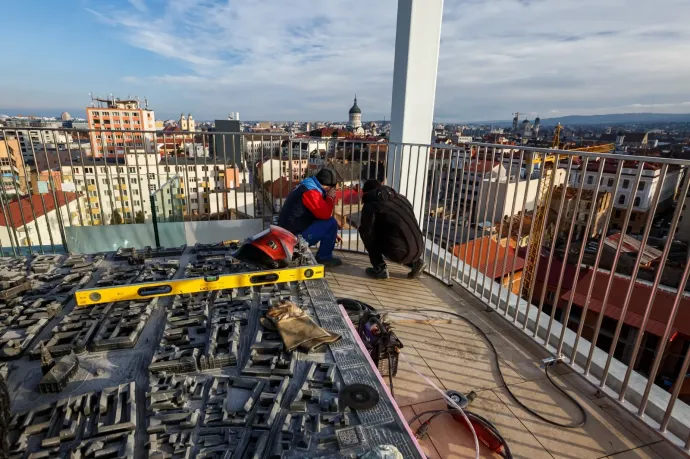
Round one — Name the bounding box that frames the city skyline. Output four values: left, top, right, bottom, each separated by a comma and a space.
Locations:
1, 0, 689, 121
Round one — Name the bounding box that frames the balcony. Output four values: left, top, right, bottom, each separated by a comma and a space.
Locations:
2, 128, 690, 457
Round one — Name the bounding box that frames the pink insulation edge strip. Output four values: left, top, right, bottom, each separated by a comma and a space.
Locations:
337, 304, 427, 457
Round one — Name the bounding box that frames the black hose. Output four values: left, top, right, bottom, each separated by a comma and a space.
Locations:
393, 307, 587, 429
337, 298, 587, 429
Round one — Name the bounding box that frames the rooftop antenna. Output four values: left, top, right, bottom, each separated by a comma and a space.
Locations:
144, 97, 149, 109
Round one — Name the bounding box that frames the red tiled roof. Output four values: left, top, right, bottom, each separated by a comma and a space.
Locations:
468, 160, 500, 173
560, 269, 690, 337
453, 236, 525, 279
0, 193, 78, 228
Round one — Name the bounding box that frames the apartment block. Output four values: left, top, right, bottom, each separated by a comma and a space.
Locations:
3, 119, 72, 160
569, 160, 680, 234
60, 152, 246, 225
86, 98, 156, 158
548, 186, 612, 241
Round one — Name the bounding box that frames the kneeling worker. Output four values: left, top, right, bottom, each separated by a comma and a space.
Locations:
278, 168, 342, 267
359, 179, 425, 279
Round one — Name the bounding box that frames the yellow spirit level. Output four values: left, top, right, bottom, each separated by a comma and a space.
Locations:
74, 265, 325, 307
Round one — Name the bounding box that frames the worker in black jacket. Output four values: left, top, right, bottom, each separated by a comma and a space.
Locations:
359, 179, 425, 279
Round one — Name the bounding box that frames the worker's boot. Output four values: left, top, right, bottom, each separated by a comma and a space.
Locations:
407, 259, 426, 279
317, 256, 343, 267
366, 265, 389, 279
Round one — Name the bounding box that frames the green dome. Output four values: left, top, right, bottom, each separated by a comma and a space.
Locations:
349, 96, 361, 114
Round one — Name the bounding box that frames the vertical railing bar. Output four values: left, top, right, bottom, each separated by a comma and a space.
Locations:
509, 148, 532, 322
171, 133, 184, 220
636, 178, 690, 415
141, 129, 155, 224
443, 147, 462, 281
491, 147, 515, 309
535, 156, 574, 340
526, 158, 559, 338
241, 134, 248, 220
64, 138, 84, 228
269, 136, 275, 222
221, 134, 229, 221
0, 167, 18, 256
55, 131, 74, 231
391, 143, 399, 193
431, 145, 448, 277
430, 147, 451, 277
416, 144, 431, 263
191, 131, 200, 221
348, 142, 357, 252
518, 151, 548, 329
5, 134, 43, 253
102, 137, 119, 225
464, 146, 482, 292
409, 144, 423, 257
502, 148, 527, 316
8, 142, 32, 253
546, 157, 589, 343
662, 327, 690, 431
453, 147, 471, 281
77, 133, 96, 227
200, 130, 209, 221
122, 134, 135, 225
481, 146, 505, 301
584, 161, 646, 375
158, 132, 170, 223
423, 143, 437, 268
470, 146, 491, 292
135, 134, 147, 223
28, 132, 56, 252
39, 130, 67, 252
0, 129, 20, 255
569, 159, 625, 363
213, 136, 222, 220
557, 158, 606, 354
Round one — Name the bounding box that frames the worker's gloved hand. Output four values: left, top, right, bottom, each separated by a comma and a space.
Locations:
263, 300, 340, 352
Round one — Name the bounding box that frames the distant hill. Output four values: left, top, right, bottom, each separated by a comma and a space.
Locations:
463, 113, 690, 126
536, 113, 690, 126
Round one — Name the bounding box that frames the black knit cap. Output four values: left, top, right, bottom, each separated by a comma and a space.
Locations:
315, 168, 337, 187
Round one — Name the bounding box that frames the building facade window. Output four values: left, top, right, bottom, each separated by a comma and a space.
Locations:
634, 196, 641, 206
618, 195, 625, 205
623, 179, 630, 189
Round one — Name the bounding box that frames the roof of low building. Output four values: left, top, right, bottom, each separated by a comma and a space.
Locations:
561, 268, 690, 338
0, 193, 78, 228
453, 236, 525, 279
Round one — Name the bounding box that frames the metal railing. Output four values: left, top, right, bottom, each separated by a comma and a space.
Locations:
2, 126, 690, 452
405, 141, 690, 453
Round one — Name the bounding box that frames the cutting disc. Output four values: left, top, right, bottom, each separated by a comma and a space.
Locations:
341, 384, 380, 410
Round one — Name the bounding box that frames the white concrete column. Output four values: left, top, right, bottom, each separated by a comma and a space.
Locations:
388, 0, 444, 222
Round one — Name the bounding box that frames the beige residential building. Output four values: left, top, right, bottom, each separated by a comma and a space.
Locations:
86, 97, 156, 158
0, 136, 26, 195
548, 186, 612, 241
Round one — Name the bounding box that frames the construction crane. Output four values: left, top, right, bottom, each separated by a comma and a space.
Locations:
521, 124, 615, 299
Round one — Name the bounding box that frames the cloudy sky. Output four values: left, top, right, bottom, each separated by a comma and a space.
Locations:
1, 0, 689, 122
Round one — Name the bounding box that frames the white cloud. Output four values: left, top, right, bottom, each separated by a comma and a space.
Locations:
86, 0, 690, 121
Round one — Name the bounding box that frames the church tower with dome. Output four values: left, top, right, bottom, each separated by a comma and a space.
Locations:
348, 96, 364, 135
